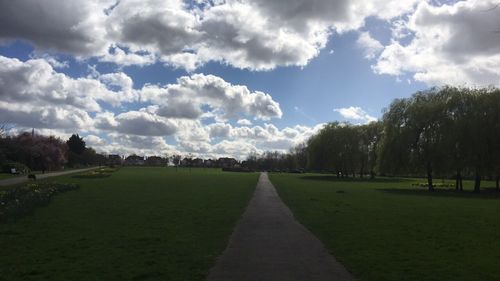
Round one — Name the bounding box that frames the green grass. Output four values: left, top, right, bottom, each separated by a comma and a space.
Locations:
0, 173, 18, 180
0, 167, 258, 281
270, 173, 500, 281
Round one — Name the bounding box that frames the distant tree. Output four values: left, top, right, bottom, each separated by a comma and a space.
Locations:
171, 155, 182, 170
291, 143, 308, 170
0, 123, 14, 138
67, 134, 86, 154
12, 132, 67, 171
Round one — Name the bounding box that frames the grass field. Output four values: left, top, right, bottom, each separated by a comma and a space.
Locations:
0, 167, 258, 281
270, 173, 500, 281
0, 173, 15, 180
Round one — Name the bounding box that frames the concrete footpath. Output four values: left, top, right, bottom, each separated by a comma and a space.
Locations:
0, 167, 98, 187
206, 172, 355, 281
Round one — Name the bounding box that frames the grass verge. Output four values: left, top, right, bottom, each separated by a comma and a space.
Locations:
270, 173, 500, 281
0, 167, 258, 281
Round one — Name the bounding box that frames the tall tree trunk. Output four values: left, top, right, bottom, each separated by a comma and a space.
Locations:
496, 175, 499, 192
427, 162, 434, 192
474, 170, 481, 193
370, 170, 375, 179
459, 174, 463, 191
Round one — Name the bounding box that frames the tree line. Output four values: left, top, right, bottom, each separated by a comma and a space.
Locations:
246, 86, 500, 193
0, 131, 106, 173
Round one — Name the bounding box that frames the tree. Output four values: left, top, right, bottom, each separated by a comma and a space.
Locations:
67, 134, 86, 155
360, 121, 382, 179
12, 132, 67, 171
378, 91, 449, 191
171, 155, 182, 170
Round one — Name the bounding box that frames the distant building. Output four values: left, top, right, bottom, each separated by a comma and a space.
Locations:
124, 154, 145, 166
107, 154, 122, 166
192, 158, 204, 167
180, 158, 190, 167
204, 159, 214, 167
145, 156, 167, 166
217, 157, 238, 168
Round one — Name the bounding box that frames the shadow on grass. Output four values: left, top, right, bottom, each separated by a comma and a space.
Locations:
299, 175, 413, 184
377, 187, 500, 199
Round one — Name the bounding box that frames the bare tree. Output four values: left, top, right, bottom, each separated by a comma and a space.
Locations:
0, 123, 14, 138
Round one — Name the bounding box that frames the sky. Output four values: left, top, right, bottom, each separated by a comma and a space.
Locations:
0, 0, 499, 159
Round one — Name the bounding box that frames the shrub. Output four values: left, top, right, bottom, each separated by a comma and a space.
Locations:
0, 182, 79, 222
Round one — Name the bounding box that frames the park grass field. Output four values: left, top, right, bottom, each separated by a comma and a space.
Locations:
0, 173, 17, 180
0, 167, 258, 281
270, 173, 500, 281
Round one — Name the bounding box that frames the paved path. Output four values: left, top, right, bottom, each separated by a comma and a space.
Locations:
206, 172, 355, 281
0, 167, 98, 187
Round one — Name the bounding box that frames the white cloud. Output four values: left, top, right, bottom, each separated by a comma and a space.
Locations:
208, 123, 232, 138
334, 106, 377, 124
373, 0, 500, 86
29, 53, 69, 69
237, 119, 252, 126
0, 56, 282, 145
95, 110, 178, 136
356, 32, 384, 60
211, 140, 259, 159
0, 0, 420, 70
95, 133, 178, 156
0, 56, 279, 157
0, 55, 138, 111
140, 73, 282, 120
100, 45, 156, 66
0, 102, 94, 130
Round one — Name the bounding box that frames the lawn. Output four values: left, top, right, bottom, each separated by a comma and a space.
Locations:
0, 173, 17, 180
0, 167, 258, 281
270, 173, 500, 281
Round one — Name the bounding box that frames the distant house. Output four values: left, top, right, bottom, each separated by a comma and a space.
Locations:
217, 157, 238, 168
204, 159, 214, 167
180, 157, 191, 167
124, 154, 145, 166
192, 158, 204, 167
107, 154, 122, 166
145, 156, 167, 166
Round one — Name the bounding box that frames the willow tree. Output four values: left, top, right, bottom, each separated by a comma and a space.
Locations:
379, 90, 449, 191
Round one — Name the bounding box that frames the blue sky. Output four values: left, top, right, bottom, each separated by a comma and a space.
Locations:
0, 0, 498, 158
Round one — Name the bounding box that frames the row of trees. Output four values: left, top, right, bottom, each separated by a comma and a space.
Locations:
247, 87, 500, 193
307, 122, 381, 179
379, 87, 500, 192
0, 131, 106, 173
243, 144, 308, 172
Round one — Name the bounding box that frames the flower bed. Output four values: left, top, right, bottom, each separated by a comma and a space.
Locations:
0, 182, 79, 222
72, 167, 119, 179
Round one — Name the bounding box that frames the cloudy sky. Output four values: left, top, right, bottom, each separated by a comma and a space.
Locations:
1, 0, 499, 159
